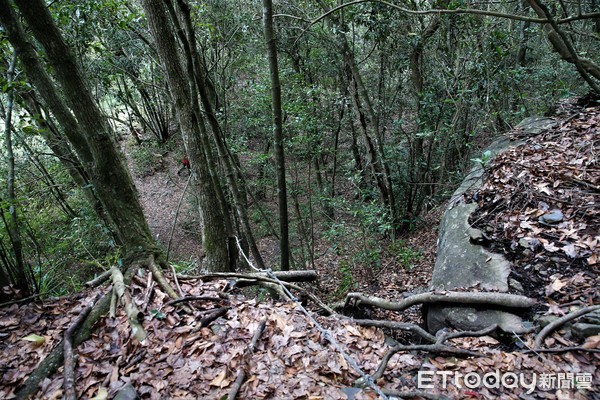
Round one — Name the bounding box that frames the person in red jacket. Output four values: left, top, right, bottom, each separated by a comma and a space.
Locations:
177, 156, 190, 176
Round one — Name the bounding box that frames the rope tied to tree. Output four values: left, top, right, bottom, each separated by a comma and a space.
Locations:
235, 237, 389, 399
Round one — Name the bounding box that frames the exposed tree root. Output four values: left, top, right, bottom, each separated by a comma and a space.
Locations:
228, 319, 267, 400
63, 296, 97, 400
148, 254, 180, 301
15, 292, 112, 400
351, 318, 436, 343
110, 267, 146, 341
381, 389, 452, 400
15, 256, 175, 399
370, 325, 497, 381
346, 291, 536, 311
534, 304, 600, 349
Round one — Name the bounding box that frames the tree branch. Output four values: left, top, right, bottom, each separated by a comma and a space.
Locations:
534, 304, 600, 349
346, 291, 536, 312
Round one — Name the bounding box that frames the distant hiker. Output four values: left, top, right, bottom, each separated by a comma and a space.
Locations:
177, 156, 190, 176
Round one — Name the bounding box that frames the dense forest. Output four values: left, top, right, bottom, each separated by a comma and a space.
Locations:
0, 0, 599, 398
1, 0, 598, 297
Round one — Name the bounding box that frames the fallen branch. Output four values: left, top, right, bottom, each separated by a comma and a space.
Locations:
228, 319, 267, 399
351, 318, 436, 343
524, 346, 600, 354
371, 325, 497, 381
0, 293, 41, 307
16, 292, 112, 400
372, 344, 479, 381
185, 269, 318, 282
63, 296, 98, 400
165, 296, 225, 307
84, 269, 112, 287
346, 291, 536, 311
202, 271, 333, 315
200, 307, 228, 327
381, 390, 451, 400
110, 267, 146, 342
534, 304, 600, 349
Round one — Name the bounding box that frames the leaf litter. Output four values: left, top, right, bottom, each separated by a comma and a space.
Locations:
1, 96, 599, 399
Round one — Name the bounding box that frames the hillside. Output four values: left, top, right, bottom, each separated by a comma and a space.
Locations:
1, 96, 598, 399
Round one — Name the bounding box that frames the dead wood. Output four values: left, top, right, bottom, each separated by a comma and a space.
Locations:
15, 260, 163, 399
15, 292, 112, 400
202, 271, 334, 316
346, 291, 536, 311
534, 304, 600, 349
382, 389, 452, 400
524, 346, 600, 354
371, 325, 497, 381
0, 293, 41, 307
200, 307, 228, 327
185, 269, 318, 282
84, 269, 112, 287
351, 318, 436, 343
63, 298, 96, 400
228, 319, 267, 400
165, 296, 226, 307
110, 267, 147, 341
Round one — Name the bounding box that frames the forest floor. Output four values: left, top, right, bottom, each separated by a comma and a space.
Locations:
0, 97, 599, 399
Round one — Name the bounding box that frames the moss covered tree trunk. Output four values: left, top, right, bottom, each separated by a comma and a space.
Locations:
0, 0, 157, 257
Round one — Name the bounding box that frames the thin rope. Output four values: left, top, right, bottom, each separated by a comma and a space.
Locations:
235, 238, 389, 399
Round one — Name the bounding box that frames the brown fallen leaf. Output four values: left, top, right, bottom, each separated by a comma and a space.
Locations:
209, 369, 231, 388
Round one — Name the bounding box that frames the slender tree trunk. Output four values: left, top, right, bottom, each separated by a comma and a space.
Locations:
262, 0, 290, 271
141, 0, 230, 271
1, 0, 157, 257
3, 52, 31, 296
19, 93, 119, 244
170, 0, 267, 271
516, 1, 531, 67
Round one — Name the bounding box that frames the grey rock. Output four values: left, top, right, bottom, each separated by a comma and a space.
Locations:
539, 209, 564, 224
114, 383, 138, 400
509, 279, 524, 293
426, 117, 556, 334
572, 323, 600, 339
537, 315, 559, 328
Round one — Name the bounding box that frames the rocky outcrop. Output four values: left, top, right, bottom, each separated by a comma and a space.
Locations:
426, 117, 556, 334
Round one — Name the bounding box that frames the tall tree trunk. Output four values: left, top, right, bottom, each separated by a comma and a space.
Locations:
516, 1, 531, 67
171, 0, 266, 270
262, 0, 290, 271
0, 0, 157, 257
3, 52, 31, 297
141, 0, 230, 271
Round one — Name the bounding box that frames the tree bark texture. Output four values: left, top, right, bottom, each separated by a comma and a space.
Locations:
0, 0, 157, 257
141, 0, 230, 271
262, 0, 291, 271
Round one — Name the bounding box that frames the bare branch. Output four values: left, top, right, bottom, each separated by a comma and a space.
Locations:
534, 304, 600, 349
346, 291, 536, 312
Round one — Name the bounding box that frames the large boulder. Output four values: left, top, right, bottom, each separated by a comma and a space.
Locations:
426, 117, 556, 334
